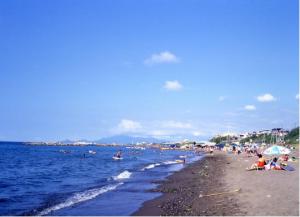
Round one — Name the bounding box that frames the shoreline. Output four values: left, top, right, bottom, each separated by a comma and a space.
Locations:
133, 153, 244, 216
133, 151, 299, 216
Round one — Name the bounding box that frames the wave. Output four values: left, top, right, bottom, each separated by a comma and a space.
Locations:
113, 170, 132, 180
38, 183, 123, 216
163, 160, 181, 165
141, 163, 161, 171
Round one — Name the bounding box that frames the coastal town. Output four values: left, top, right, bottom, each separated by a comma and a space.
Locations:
25, 127, 299, 150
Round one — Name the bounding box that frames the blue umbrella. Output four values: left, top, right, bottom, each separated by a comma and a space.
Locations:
216, 143, 225, 148
263, 145, 291, 155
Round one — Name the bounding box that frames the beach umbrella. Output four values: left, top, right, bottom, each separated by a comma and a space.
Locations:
263, 145, 291, 155
216, 143, 225, 148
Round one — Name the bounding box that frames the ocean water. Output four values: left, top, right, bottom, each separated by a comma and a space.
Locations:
0, 142, 203, 216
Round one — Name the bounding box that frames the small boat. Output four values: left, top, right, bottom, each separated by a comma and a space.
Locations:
88, 150, 96, 154
112, 156, 123, 160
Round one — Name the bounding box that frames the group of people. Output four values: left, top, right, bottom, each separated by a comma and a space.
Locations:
196, 146, 214, 154
247, 153, 290, 171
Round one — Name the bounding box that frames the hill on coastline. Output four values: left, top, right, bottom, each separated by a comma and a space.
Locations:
285, 127, 299, 144
209, 127, 299, 145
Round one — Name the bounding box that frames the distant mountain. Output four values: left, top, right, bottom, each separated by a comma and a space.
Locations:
58, 135, 166, 145
60, 139, 94, 144
95, 135, 166, 144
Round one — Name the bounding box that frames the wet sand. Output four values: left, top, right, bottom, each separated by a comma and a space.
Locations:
133, 151, 299, 216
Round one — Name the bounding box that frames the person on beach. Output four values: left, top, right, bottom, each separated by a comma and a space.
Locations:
247, 154, 266, 170
245, 147, 251, 157
232, 146, 236, 154
253, 147, 258, 156
265, 157, 282, 170
279, 154, 289, 162
270, 157, 281, 170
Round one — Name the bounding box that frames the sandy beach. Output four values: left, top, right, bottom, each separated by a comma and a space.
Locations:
133, 151, 299, 216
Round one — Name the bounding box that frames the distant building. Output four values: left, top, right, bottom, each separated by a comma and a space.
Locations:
239, 133, 249, 139
271, 128, 289, 136
257, 130, 271, 135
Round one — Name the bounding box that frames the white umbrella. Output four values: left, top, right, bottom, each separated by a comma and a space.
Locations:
263, 145, 291, 155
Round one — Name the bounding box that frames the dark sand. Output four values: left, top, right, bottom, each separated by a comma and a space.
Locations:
133, 151, 299, 216
133, 153, 244, 216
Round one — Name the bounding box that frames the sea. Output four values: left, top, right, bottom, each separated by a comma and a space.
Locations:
0, 142, 204, 216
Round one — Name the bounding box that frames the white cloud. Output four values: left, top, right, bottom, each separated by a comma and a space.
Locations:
110, 119, 212, 140
117, 119, 142, 132
192, 131, 204, 136
257, 93, 276, 102
144, 51, 179, 65
164, 80, 183, 91
161, 121, 192, 129
244, 105, 256, 111
218, 96, 226, 101
149, 130, 170, 136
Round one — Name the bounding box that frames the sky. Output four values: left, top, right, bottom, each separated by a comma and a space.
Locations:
0, 0, 299, 141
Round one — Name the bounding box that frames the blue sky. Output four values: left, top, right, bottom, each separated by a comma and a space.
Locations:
0, 0, 298, 141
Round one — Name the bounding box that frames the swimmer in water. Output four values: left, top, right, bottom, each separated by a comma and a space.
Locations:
114, 150, 122, 158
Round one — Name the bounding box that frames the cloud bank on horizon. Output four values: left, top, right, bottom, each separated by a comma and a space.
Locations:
113, 119, 205, 140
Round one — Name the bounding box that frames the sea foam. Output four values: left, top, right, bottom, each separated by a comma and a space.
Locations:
163, 160, 180, 165
113, 170, 132, 180
38, 183, 123, 216
141, 163, 160, 171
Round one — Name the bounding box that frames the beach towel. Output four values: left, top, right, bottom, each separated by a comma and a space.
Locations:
281, 165, 295, 171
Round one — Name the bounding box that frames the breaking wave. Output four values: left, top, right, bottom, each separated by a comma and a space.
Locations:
38, 183, 123, 216
141, 163, 161, 171
113, 170, 132, 180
